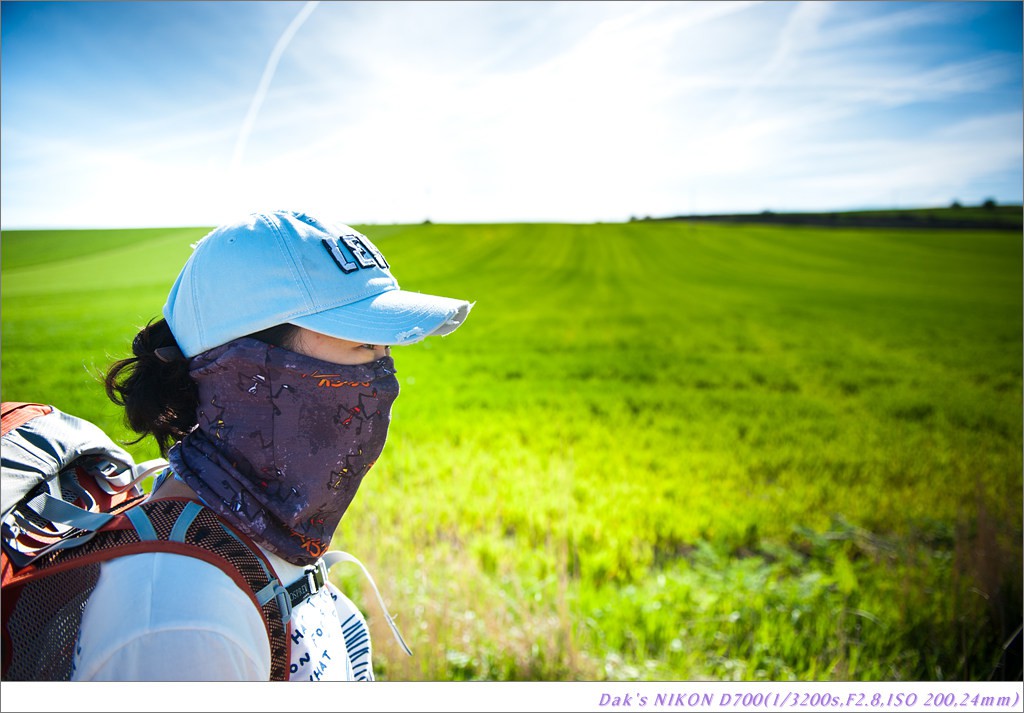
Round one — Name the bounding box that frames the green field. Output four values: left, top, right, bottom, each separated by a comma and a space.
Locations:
2, 219, 1021, 681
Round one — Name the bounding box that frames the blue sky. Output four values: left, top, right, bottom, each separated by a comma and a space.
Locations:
1, 0, 1021, 228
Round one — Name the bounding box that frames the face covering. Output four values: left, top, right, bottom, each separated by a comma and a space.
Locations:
167, 337, 399, 565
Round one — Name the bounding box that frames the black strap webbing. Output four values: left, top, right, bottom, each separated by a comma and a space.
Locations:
285, 559, 328, 608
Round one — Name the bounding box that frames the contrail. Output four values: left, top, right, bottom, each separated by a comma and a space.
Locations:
230, 0, 319, 172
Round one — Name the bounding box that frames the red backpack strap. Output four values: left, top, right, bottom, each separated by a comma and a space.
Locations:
4, 498, 292, 681
1, 403, 52, 436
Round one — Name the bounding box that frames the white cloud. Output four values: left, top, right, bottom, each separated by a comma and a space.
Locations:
1, 0, 1020, 228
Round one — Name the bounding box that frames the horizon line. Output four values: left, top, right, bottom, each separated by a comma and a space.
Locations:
3, 201, 1019, 232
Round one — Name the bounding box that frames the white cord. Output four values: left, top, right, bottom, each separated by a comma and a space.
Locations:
322, 550, 413, 656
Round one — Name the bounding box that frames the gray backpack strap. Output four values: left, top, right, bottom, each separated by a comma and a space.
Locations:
1, 405, 138, 519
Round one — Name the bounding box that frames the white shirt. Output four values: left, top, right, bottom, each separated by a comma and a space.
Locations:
70, 546, 374, 681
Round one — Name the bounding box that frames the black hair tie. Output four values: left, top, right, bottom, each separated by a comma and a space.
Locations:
154, 345, 185, 363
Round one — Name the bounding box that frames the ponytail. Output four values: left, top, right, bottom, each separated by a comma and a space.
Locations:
105, 318, 197, 454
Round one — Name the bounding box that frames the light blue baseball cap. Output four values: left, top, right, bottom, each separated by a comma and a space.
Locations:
164, 210, 474, 358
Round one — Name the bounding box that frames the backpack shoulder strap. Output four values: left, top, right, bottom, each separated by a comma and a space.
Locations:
7, 498, 292, 681
119, 498, 293, 681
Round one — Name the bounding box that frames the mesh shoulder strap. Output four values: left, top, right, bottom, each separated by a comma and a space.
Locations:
2, 498, 291, 681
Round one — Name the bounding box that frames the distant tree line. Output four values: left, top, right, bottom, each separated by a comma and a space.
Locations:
631, 199, 1022, 230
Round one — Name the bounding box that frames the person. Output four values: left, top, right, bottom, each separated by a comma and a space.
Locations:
72, 209, 473, 681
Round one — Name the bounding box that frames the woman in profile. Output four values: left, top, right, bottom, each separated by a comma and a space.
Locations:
80, 209, 473, 680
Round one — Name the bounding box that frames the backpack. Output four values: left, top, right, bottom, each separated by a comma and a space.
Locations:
1, 401, 412, 681
0, 402, 292, 680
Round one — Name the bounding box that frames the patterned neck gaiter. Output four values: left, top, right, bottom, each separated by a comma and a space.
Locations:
167, 337, 399, 565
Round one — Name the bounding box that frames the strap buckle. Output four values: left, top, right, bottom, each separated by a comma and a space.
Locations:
286, 558, 330, 608
305, 559, 328, 596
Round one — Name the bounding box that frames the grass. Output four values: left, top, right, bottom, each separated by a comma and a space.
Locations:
2, 218, 1021, 681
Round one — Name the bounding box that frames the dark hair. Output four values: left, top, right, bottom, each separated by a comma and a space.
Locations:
105, 318, 300, 454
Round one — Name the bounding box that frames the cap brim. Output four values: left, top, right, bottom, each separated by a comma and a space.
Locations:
290, 288, 474, 346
